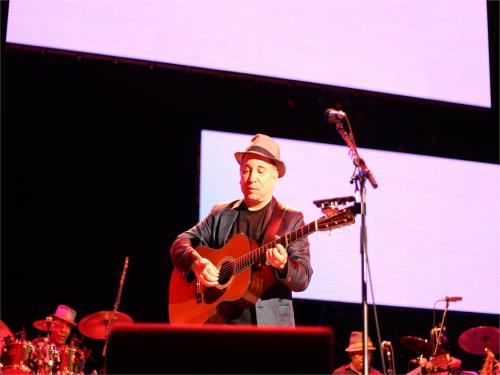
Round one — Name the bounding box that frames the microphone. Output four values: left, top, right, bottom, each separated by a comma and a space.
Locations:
443, 296, 462, 302
324, 108, 346, 124
383, 340, 396, 374
382, 341, 392, 349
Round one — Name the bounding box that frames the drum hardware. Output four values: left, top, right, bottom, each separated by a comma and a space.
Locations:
401, 335, 454, 374
77, 311, 133, 340
458, 326, 500, 356
1, 314, 92, 375
401, 335, 446, 357
457, 326, 500, 375
3, 257, 131, 374
33, 317, 55, 333
0, 338, 34, 374
31, 337, 59, 374
57, 343, 86, 374
28, 334, 90, 375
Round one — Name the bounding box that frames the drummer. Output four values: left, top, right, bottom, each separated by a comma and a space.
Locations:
31, 304, 88, 375
46, 304, 78, 347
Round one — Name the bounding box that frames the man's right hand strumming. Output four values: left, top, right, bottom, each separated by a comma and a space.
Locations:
192, 257, 219, 287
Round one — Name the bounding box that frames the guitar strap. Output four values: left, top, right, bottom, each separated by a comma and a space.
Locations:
261, 200, 286, 247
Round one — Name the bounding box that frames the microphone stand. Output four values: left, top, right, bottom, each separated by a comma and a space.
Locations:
333, 114, 378, 375
432, 299, 450, 356
102, 256, 129, 360
360, 177, 370, 375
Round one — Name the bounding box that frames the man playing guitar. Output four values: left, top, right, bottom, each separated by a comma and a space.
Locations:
169, 134, 313, 326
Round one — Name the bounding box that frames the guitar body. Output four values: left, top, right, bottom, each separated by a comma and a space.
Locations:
169, 234, 274, 324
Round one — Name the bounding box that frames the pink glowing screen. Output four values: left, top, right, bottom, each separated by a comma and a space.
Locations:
200, 130, 499, 314
6, 0, 491, 107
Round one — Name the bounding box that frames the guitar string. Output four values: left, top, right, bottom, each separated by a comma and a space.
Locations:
216, 214, 352, 281
216, 218, 342, 280
216, 222, 320, 281
217, 215, 353, 280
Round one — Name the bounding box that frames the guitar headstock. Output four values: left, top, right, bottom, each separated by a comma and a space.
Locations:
317, 206, 356, 231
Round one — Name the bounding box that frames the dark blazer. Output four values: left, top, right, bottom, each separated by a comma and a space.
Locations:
170, 197, 313, 326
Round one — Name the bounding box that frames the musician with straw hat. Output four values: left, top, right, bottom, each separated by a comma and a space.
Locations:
333, 331, 382, 374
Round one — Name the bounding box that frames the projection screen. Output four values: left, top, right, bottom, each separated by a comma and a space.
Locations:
6, 0, 491, 107
200, 130, 500, 315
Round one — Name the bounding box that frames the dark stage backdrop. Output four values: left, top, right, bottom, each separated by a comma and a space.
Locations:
1, 2, 498, 373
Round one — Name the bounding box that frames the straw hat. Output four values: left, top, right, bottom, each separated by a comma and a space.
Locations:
51, 304, 77, 327
234, 134, 286, 178
345, 331, 376, 352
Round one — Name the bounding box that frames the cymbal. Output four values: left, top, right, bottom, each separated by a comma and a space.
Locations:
0, 320, 14, 339
78, 311, 133, 340
401, 336, 446, 356
458, 326, 500, 355
33, 318, 55, 331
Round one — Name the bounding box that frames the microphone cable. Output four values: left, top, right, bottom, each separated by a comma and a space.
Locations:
367, 246, 389, 375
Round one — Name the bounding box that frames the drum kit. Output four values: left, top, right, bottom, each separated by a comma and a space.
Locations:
401, 326, 500, 374
0, 311, 133, 374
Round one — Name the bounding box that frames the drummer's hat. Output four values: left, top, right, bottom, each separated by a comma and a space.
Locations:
51, 304, 77, 327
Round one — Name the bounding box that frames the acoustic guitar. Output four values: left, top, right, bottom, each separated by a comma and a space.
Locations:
169, 206, 356, 324
406, 353, 452, 375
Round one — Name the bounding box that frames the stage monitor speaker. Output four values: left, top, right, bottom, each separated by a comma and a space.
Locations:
106, 323, 334, 374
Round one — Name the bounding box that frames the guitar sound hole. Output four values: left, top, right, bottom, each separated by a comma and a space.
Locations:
218, 261, 233, 286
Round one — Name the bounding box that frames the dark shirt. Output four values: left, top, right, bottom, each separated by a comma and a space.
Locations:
230, 201, 270, 243
227, 201, 270, 324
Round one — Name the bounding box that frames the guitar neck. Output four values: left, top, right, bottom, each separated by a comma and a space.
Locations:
233, 220, 318, 273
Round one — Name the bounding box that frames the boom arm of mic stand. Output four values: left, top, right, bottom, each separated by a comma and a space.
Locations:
357, 158, 378, 189
336, 123, 378, 189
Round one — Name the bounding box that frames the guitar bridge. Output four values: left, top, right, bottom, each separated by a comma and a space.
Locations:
195, 279, 203, 303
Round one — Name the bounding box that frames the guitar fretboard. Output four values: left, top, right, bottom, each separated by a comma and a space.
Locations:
232, 221, 317, 274
217, 208, 353, 279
